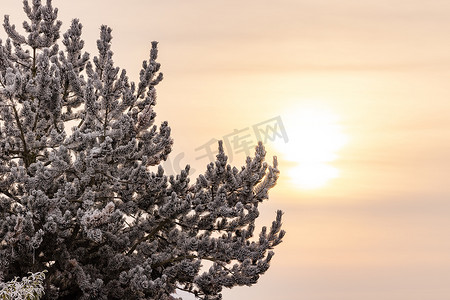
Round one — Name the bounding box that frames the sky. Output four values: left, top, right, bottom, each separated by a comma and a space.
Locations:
3, 1, 450, 299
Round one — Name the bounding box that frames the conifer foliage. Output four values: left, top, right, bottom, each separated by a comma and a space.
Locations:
0, 1, 285, 299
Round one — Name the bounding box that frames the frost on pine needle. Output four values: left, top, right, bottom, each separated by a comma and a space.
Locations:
0, 1, 285, 299
0, 271, 46, 300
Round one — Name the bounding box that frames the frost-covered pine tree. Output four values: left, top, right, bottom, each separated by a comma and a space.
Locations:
0, 1, 285, 299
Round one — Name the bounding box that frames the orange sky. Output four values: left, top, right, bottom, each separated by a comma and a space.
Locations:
3, 1, 450, 299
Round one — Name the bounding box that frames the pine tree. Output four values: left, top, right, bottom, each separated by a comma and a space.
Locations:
0, 1, 285, 299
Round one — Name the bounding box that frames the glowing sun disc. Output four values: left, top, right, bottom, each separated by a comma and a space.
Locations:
288, 163, 339, 190
275, 103, 348, 190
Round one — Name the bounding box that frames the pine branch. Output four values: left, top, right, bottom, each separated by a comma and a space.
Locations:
0, 188, 20, 202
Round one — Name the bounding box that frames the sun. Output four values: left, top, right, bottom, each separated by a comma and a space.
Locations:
288, 163, 339, 189
274, 104, 348, 190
